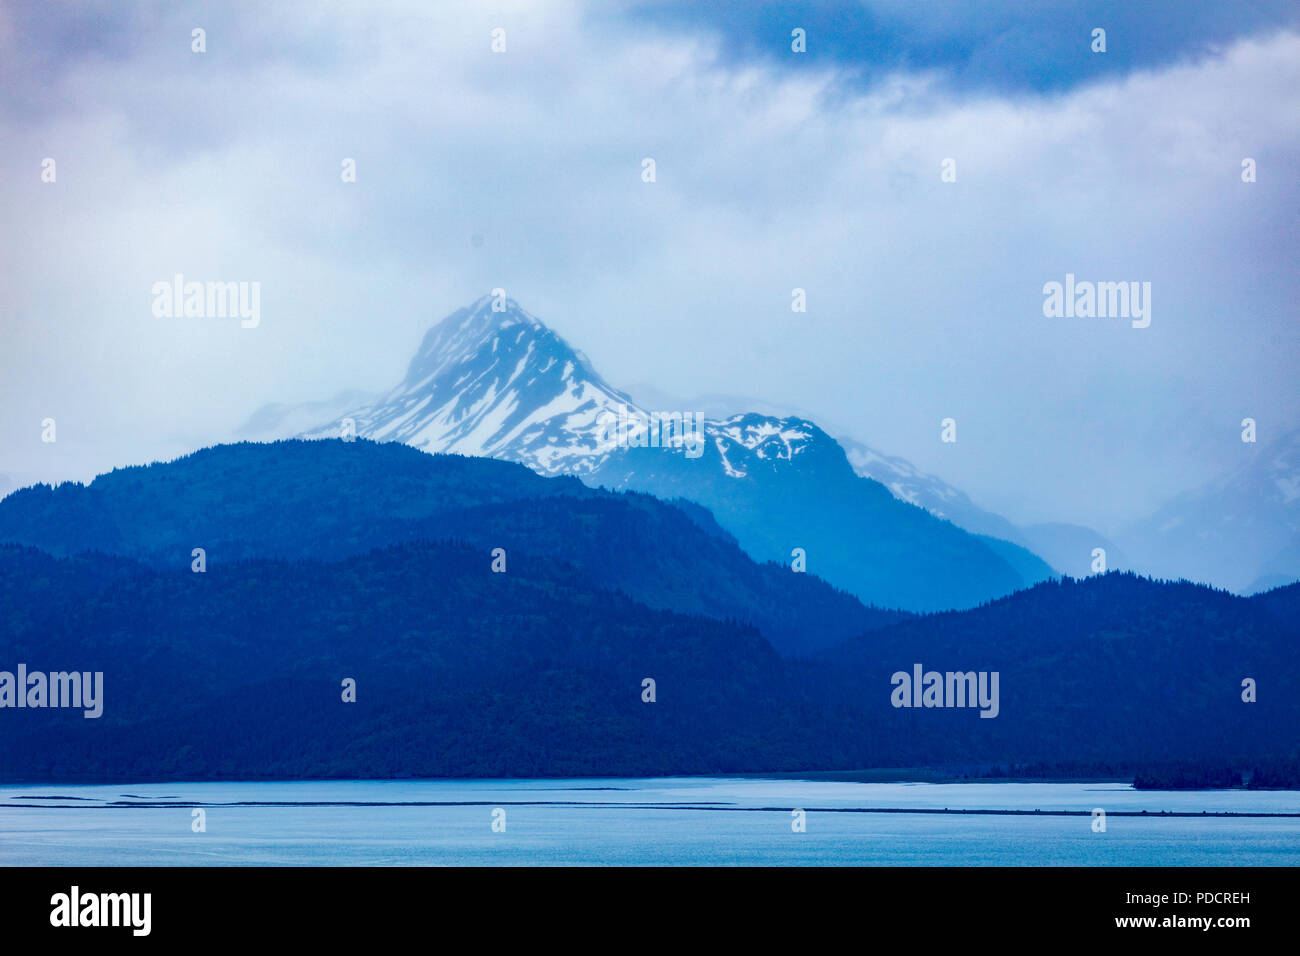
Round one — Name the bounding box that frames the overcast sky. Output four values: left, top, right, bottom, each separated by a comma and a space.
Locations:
2, 0, 1297, 531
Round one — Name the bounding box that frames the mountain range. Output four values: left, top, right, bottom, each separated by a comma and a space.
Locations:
1, 439, 1296, 781
0, 440, 902, 658
288, 296, 1055, 612
617, 386, 1129, 580
8, 295, 1286, 780
224, 295, 1296, 598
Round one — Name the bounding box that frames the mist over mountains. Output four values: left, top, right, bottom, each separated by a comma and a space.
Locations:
4, 297, 1293, 781
283, 296, 1052, 612
232, 295, 1298, 600
1, 0, 1297, 815
1121, 428, 1300, 594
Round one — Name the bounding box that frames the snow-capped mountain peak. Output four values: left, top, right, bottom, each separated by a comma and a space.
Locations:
302, 298, 849, 481
281, 296, 1074, 610
303, 296, 640, 475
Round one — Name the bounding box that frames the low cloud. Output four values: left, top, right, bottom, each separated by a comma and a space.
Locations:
1, 2, 1296, 529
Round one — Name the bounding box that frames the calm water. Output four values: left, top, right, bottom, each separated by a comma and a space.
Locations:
2, 778, 1297, 866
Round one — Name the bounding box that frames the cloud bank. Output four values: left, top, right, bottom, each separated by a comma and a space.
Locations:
1, 0, 1296, 530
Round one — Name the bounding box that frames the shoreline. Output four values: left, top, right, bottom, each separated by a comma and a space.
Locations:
1, 771, 1296, 794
